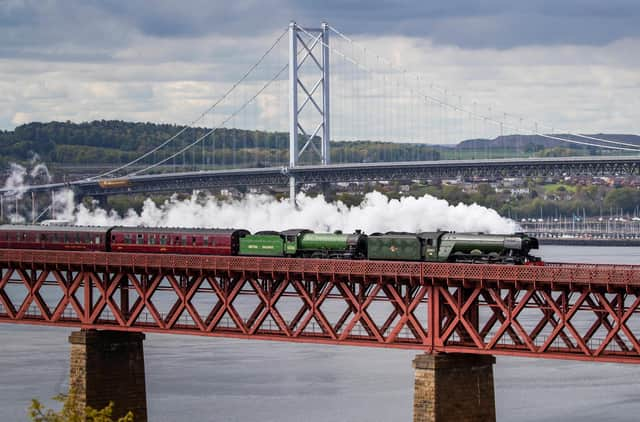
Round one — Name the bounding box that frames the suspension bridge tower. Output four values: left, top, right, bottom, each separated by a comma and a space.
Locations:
288, 21, 331, 203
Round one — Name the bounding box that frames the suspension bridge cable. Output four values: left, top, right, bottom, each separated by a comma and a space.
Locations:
326, 24, 640, 152
87, 28, 289, 180
127, 63, 289, 176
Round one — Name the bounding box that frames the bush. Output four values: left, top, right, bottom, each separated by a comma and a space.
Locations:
29, 389, 134, 422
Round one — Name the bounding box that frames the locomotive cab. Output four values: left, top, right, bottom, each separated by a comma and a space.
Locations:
281, 229, 313, 256
418, 231, 447, 261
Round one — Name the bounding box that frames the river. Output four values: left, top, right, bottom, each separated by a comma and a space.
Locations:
1, 245, 639, 421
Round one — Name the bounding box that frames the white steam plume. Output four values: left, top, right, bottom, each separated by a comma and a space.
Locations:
2, 157, 53, 223
57, 191, 517, 234
3, 163, 28, 199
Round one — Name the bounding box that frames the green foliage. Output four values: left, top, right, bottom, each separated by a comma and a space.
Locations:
603, 187, 640, 213
0, 121, 443, 168
29, 390, 134, 422
535, 147, 573, 157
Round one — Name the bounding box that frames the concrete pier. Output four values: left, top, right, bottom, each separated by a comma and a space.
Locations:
69, 330, 147, 421
413, 353, 496, 422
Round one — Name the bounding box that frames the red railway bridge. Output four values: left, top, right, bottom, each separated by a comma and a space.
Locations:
2, 249, 640, 421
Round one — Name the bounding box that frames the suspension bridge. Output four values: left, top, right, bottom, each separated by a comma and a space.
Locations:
0, 21, 639, 218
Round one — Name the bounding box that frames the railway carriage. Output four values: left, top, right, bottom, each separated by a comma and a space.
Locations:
110, 227, 249, 255
0, 224, 109, 251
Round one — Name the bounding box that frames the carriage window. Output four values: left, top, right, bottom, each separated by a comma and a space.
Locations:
22, 232, 27, 240
124, 234, 131, 244
149, 236, 155, 245
182, 235, 187, 245
137, 234, 144, 245
95, 235, 101, 244
63, 233, 68, 242
192, 236, 197, 246
203, 236, 208, 246
160, 235, 166, 245
426, 239, 433, 246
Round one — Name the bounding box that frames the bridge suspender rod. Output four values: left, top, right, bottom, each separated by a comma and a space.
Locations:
31, 192, 36, 224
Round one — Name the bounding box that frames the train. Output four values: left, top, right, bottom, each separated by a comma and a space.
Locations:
0, 224, 540, 264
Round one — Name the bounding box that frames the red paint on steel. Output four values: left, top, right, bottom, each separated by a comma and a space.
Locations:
1, 249, 640, 363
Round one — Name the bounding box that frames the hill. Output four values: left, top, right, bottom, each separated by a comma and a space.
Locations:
0, 120, 441, 171
1, 120, 637, 172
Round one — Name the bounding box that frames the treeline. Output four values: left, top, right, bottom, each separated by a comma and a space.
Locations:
0, 120, 440, 169
420, 184, 640, 218
3, 120, 635, 171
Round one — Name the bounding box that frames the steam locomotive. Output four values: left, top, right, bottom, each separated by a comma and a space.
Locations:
0, 224, 540, 264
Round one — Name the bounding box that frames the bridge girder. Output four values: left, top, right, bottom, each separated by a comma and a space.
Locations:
2, 250, 640, 363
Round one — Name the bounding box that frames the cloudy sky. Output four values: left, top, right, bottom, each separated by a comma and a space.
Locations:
1, 0, 639, 142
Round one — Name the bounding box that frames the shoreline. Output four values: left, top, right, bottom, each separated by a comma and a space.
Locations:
537, 238, 640, 247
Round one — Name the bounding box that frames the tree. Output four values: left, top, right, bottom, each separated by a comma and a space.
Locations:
29, 390, 134, 422
604, 187, 640, 214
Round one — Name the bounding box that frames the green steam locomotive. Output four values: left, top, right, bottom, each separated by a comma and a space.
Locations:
239, 229, 540, 264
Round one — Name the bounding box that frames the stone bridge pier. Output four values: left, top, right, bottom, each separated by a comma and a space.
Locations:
69, 330, 147, 421
413, 353, 496, 422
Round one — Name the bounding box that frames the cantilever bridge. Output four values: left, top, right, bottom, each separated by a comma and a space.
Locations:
2, 248, 640, 364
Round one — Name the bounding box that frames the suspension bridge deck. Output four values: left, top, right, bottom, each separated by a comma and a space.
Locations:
3, 155, 639, 197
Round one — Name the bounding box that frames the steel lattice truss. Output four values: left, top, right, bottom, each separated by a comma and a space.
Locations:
2, 250, 640, 363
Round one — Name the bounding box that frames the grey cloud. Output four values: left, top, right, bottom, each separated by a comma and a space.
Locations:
2, 0, 640, 64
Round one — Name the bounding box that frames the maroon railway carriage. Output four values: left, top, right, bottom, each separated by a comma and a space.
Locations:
0, 224, 110, 251
109, 227, 249, 255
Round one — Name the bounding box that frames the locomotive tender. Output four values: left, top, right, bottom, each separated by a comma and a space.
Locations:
0, 224, 540, 264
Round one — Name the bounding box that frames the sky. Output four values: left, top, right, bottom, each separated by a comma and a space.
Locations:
1, 0, 639, 142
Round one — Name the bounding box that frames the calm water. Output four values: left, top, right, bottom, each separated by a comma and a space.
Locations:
1, 245, 640, 421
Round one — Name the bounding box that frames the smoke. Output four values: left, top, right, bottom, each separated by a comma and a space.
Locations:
55, 191, 517, 234
2, 155, 516, 232
2, 157, 53, 223
2, 156, 52, 199
3, 163, 29, 199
